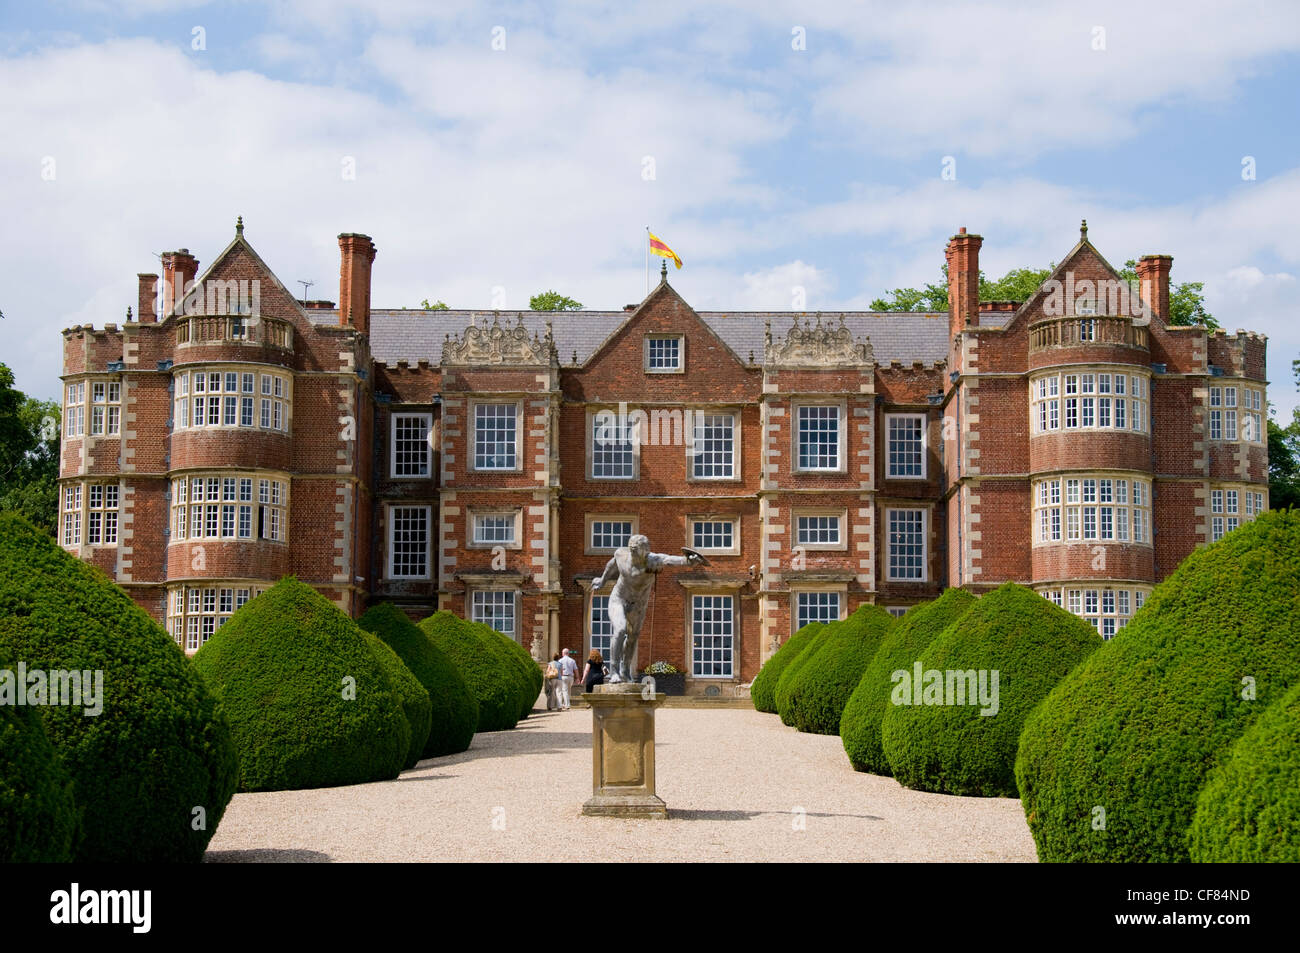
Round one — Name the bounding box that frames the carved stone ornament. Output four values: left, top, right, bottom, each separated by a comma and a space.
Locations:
765, 313, 873, 367
441, 312, 556, 366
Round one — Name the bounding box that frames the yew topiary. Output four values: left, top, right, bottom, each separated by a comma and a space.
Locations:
358, 603, 477, 757
1189, 680, 1300, 862
751, 622, 824, 714
420, 612, 519, 732
0, 512, 237, 862
361, 630, 432, 769
0, 645, 78, 862
774, 625, 834, 726
884, 582, 1100, 798
783, 605, 896, 735
472, 621, 542, 719
840, 588, 978, 774
193, 578, 410, 792
1016, 511, 1300, 862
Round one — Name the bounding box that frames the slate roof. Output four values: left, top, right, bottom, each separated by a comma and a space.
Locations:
310, 308, 953, 367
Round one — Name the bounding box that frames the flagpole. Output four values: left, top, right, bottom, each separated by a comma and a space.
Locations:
645, 225, 650, 294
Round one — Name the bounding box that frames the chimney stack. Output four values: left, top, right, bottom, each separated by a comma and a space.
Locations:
338, 233, 378, 335
137, 274, 159, 323
161, 249, 199, 318
1136, 255, 1172, 325
945, 227, 983, 338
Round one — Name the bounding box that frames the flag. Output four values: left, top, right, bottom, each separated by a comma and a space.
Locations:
648, 231, 683, 269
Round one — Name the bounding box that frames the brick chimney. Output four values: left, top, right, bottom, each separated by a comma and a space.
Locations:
137, 274, 159, 324
338, 233, 377, 335
1136, 254, 1172, 325
945, 227, 982, 337
161, 249, 199, 318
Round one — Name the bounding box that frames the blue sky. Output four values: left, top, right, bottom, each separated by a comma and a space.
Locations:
2, 0, 1298, 419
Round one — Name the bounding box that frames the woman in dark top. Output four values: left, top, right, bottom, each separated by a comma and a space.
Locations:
582, 650, 606, 691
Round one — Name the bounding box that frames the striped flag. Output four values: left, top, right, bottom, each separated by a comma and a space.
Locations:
648, 231, 682, 269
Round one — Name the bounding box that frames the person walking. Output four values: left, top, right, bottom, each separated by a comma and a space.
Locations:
555, 648, 579, 710
581, 650, 606, 693
543, 653, 560, 711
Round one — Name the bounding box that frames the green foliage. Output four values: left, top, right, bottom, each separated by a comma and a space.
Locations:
1189, 680, 1300, 862
784, 605, 897, 735
0, 363, 60, 535
982, 266, 1053, 302
750, 622, 823, 713
841, 589, 977, 774
0, 645, 78, 862
471, 620, 542, 719
884, 583, 1100, 797
1269, 416, 1300, 511
361, 630, 432, 769
193, 578, 409, 792
1016, 511, 1300, 861
420, 299, 449, 310
358, 603, 477, 757
529, 290, 583, 311
774, 626, 833, 726
419, 612, 519, 732
0, 512, 237, 861
1118, 259, 1219, 329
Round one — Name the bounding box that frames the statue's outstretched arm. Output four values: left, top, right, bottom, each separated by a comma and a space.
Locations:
591, 556, 619, 589
647, 552, 693, 571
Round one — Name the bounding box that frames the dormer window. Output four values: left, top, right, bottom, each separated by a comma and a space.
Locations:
645, 335, 684, 373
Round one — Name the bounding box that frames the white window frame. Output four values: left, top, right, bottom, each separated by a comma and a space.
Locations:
644, 335, 685, 374
585, 514, 638, 555
688, 410, 739, 481
793, 508, 847, 551
588, 407, 639, 481
387, 504, 431, 579
885, 507, 928, 582
469, 509, 522, 549
793, 402, 846, 474
390, 412, 433, 479
470, 401, 521, 472
470, 589, 519, 641
885, 413, 927, 479
794, 590, 842, 631
688, 516, 740, 556
689, 592, 735, 679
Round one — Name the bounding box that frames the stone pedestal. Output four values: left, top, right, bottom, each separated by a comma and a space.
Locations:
581, 683, 668, 819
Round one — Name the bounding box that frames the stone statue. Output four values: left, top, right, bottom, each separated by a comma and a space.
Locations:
587, 534, 706, 683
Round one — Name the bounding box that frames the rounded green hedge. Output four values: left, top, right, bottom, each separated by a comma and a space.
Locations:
751, 622, 824, 713
1189, 680, 1300, 862
884, 582, 1100, 797
361, 630, 432, 769
358, 603, 477, 757
774, 625, 835, 726
193, 578, 410, 792
784, 605, 897, 735
420, 612, 519, 732
0, 512, 238, 862
473, 621, 542, 719
841, 588, 978, 775
1016, 510, 1300, 861
0, 645, 78, 862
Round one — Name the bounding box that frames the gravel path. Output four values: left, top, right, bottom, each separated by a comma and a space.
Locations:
205, 704, 1038, 862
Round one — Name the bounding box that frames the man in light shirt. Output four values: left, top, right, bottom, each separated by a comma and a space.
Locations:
555, 648, 579, 710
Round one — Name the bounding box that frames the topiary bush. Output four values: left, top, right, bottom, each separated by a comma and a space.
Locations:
361, 630, 432, 769
473, 621, 542, 719
0, 512, 238, 862
751, 622, 824, 713
1016, 510, 1300, 861
420, 612, 519, 732
1189, 680, 1300, 862
884, 582, 1100, 797
0, 644, 78, 862
774, 624, 835, 727
358, 603, 477, 757
193, 577, 410, 792
841, 588, 977, 774
783, 605, 897, 735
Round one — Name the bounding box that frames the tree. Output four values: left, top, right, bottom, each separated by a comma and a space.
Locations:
0, 364, 60, 535
420, 299, 449, 310
873, 260, 1219, 329
1268, 419, 1300, 511
529, 290, 583, 311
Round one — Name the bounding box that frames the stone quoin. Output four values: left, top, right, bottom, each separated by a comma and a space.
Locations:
56, 220, 1269, 692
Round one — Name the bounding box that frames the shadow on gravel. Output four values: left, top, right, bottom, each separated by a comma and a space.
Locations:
669, 809, 883, 822
204, 848, 332, 863
408, 730, 594, 770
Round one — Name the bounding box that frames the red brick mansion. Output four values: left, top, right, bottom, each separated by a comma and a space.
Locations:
57, 220, 1269, 688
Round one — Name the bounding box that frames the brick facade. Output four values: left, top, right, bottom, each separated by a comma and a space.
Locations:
57, 221, 1270, 689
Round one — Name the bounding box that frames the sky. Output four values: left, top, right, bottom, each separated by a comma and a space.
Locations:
1, 0, 1298, 418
